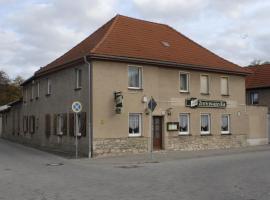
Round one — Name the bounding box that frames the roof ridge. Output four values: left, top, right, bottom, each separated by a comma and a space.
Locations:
165, 24, 242, 69
116, 14, 169, 28
91, 15, 119, 53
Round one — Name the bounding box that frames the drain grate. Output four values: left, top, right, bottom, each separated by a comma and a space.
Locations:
46, 162, 64, 167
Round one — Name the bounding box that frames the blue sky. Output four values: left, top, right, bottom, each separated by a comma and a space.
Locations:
0, 0, 270, 79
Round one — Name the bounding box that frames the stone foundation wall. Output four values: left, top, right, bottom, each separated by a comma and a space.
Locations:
167, 134, 247, 151
93, 137, 148, 157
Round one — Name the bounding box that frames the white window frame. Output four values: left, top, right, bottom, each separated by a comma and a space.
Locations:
221, 76, 229, 96
179, 72, 189, 93
36, 81, 40, 98
75, 69, 82, 89
128, 65, 143, 89
31, 81, 34, 100
128, 113, 142, 137
251, 92, 259, 105
179, 113, 190, 135
47, 78, 51, 95
221, 114, 230, 134
200, 113, 211, 135
200, 74, 209, 94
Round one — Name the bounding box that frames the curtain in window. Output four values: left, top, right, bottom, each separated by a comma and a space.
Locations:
180, 74, 187, 91
128, 67, 140, 88
201, 115, 209, 131
200, 75, 208, 93
129, 114, 139, 134
180, 115, 188, 131
221, 77, 228, 95
221, 116, 228, 131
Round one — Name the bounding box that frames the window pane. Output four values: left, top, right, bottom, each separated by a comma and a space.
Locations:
128, 67, 141, 88
129, 114, 140, 135
180, 74, 188, 91
201, 115, 210, 132
200, 75, 209, 93
221, 115, 229, 132
221, 77, 228, 95
179, 114, 189, 133
251, 93, 259, 104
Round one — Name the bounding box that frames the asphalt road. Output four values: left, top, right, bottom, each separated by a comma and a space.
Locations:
0, 139, 270, 200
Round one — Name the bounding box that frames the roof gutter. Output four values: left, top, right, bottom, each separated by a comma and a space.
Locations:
89, 54, 251, 76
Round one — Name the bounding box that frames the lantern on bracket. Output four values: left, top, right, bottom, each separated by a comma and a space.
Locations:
114, 91, 123, 114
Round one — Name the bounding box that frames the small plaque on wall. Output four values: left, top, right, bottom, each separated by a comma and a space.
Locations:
167, 122, 179, 131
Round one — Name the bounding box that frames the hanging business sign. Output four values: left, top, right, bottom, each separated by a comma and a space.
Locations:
185, 98, 226, 109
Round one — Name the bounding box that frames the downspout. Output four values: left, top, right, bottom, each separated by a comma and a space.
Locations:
84, 56, 93, 158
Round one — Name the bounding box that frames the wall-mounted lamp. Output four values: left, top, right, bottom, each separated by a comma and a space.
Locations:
166, 108, 173, 116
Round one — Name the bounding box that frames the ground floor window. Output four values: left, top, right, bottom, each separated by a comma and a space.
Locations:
129, 113, 142, 137
57, 114, 64, 135
221, 114, 230, 134
201, 114, 210, 135
23, 116, 28, 133
179, 113, 189, 135
29, 116, 35, 134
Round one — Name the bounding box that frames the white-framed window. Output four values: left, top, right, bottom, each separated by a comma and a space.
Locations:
128, 113, 142, 137
250, 92, 259, 104
57, 114, 64, 135
128, 66, 142, 89
221, 77, 229, 95
75, 69, 82, 89
36, 81, 40, 98
31, 81, 34, 100
221, 114, 230, 134
179, 72, 189, 92
23, 87, 28, 103
47, 78, 51, 95
179, 113, 190, 135
200, 74, 209, 94
200, 114, 211, 135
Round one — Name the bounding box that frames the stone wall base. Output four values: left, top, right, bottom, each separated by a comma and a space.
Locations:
93, 137, 148, 157
247, 138, 268, 146
167, 134, 247, 151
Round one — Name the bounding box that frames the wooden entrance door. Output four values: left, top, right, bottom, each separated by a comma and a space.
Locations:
153, 116, 163, 150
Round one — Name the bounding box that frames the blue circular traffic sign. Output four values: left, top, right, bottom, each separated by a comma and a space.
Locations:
72, 101, 82, 113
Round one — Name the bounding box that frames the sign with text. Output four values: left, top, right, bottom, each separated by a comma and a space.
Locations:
186, 98, 226, 109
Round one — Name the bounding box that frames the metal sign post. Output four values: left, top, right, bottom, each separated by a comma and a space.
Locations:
72, 101, 82, 159
148, 97, 157, 160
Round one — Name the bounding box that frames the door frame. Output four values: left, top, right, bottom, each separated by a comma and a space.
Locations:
152, 115, 164, 150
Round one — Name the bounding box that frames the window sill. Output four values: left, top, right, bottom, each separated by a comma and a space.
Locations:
128, 87, 143, 91
200, 93, 210, 95
74, 87, 82, 91
179, 91, 190, 94
221, 132, 231, 135
221, 94, 230, 97
128, 135, 142, 138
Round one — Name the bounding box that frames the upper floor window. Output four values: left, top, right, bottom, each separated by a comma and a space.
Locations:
75, 69, 82, 89
221, 77, 229, 95
129, 113, 142, 137
128, 66, 142, 89
200, 75, 209, 94
36, 81, 40, 98
250, 92, 259, 104
47, 78, 51, 95
23, 88, 28, 103
31, 81, 34, 100
179, 72, 189, 92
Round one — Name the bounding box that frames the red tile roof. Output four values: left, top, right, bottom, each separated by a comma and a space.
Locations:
36, 15, 249, 76
246, 64, 270, 89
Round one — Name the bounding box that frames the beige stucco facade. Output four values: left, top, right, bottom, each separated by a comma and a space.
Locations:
90, 60, 268, 156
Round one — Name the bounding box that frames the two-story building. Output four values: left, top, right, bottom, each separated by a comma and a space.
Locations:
1, 15, 268, 157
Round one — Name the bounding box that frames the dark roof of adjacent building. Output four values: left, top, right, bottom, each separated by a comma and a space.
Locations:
246, 64, 270, 89
35, 14, 249, 78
